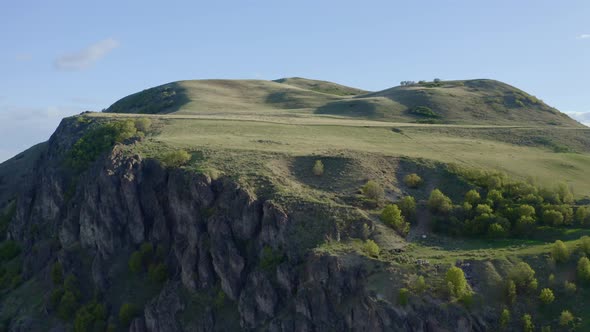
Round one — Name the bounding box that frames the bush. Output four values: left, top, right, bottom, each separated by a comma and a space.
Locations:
148, 263, 168, 283
259, 246, 284, 271
577, 256, 590, 282
134, 118, 152, 132
500, 308, 510, 330
465, 190, 481, 205
539, 288, 555, 305
445, 266, 468, 298
403, 173, 422, 188
128, 251, 143, 273
363, 240, 380, 257
160, 150, 191, 168
398, 288, 409, 305
543, 210, 564, 226
381, 204, 410, 236
564, 281, 576, 293
119, 303, 139, 327
580, 235, 590, 255
51, 262, 63, 285
551, 240, 570, 263
74, 302, 107, 332
397, 196, 416, 222
0, 241, 21, 262
509, 262, 537, 292
559, 310, 574, 327
428, 189, 453, 214
58, 290, 78, 320
312, 160, 324, 176
506, 280, 517, 304
576, 206, 590, 226
413, 275, 427, 294
362, 181, 384, 201
522, 314, 534, 332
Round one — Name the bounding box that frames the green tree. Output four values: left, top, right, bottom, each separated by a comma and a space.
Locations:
381, 204, 410, 236
58, 291, 78, 320
428, 189, 453, 214
465, 189, 481, 205
522, 314, 534, 332
119, 303, 139, 327
128, 251, 143, 273
559, 310, 574, 328
404, 173, 423, 188
413, 275, 427, 294
134, 118, 152, 132
445, 266, 468, 298
551, 240, 570, 263
487, 189, 504, 205
397, 196, 416, 222
580, 235, 590, 255
51, 262, 63, 285
576, 206, 590, 226
543, 210, 564, 226
557, 183, 574, 204
160, 150, 191, 167
564, 281, 576, 294
506, 280, 517, 304
475, 204, 493, 215
577, 256, 590, 282
312, 160, 324, 176
509, 262, 537, 292
74, 302, 107, 332
539, 288, 555, 305
362, 240, 380, 257
148, 263, 168, 283
518, 204, 536, 219
362, 180, 384, 201
499, 308, 511, 330
398, 288, 409, 305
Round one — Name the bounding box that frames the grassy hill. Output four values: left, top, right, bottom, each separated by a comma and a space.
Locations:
104, 78, 582, 127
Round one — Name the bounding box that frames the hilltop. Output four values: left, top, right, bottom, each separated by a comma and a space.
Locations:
105, 77, 583, 127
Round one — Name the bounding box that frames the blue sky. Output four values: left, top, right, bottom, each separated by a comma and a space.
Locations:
1, 0, 589, 162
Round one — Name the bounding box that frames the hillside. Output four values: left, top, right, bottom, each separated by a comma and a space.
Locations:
0, 78, 589, 331
105, 78, 583, 127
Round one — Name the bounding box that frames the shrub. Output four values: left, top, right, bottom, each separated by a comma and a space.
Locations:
445, 266, 468, 298
543, 210, 564, 226
397, 196, 416, 222
148, 263, 168, 283
551, 240, 569, 263
509, 262, 537, 292
487, 223, 507, 238
506, 280, 517, 304
398, 288, 409, 305
0, 241, 21, 262
538, 288, 554, 305
403, 173, 422, 188
580, 235, 590, 255
128, 251, 143, 273
51, 262, 63, 285
134, 118, 152, 132
259, 246, 284, 271
428, 189, 453, 214
413, 275, 427, 294
381, 204, 410, 236
363, 240, 380, 257
577, 256, 590, 282
160, 150, 191, 168
58, 290, 78, 320
564, 281, 576, 293
312, 160, 324, 176
465, 190, 481, 205
74, 302, 107, 332
119, 303, 139, 327
362, 181, 384, 201
559, 310, 574, 327
475, 204, 493, 215
522, 314, 534, 332
64, 275, 80, 298
499, 308, 510, 330
576, 206, 590, 226
410, 106, 439, 118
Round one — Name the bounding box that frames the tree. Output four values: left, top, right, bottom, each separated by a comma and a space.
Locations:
134, 118, 152, 132
580, 235, 590, 255
506, 280, 517, 304
160, 150, 191, 168
397, 196, 416, 222
433, 78, 442, 83
475, 204, 493, 215
428, 189, 453, 214
445, 266, 468, 298
488, 223, 507, 238
465, 189, 481, 205
522, 314, 534, 332
577, 256, 590, 282
362, 180, 384, 201
539, 288, 555, 305
543, 210, 564, 226
551, 240, 570, 263
557, 183, 574, 204
58, 291, 78, 320
517, 205, 536, 219
51, 262, 63, 285
509, 262, 537, 292
404, 173, 423, 188
129, 251, 143, 273
487, 189, 503, 205
576, 206, 590, 226
499, 308, 511, 330
363, 240, 380, 257
559, 310, 574, 328
119, 303, 139, 327
564, 281, 576, 294
381, 205, 410, 236
398, 288, 409, 305
312, 160, 324, 176
413, 275, 427, 294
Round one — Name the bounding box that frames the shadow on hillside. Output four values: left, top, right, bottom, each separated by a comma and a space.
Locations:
103, 82, 190, 114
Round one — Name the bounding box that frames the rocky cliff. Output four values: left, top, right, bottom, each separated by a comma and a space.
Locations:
1, 117, 489, 331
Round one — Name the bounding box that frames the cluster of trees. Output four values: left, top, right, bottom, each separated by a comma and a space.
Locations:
429, 173, 588, 238
128, 242, 169, 283
381, 196, 416, 236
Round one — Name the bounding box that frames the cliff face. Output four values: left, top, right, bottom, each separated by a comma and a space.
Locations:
4, 118, 488, 331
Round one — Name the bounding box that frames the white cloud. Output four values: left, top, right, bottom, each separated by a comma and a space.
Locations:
54, 38, 119, 71
577, 34, 590, 39
0, 106, 81, 162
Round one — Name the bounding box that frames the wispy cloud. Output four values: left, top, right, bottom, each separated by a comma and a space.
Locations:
577, 34, 590, 39
54, 38, 119, 71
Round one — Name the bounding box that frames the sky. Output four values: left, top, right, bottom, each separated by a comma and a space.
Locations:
1, 0, 589, 162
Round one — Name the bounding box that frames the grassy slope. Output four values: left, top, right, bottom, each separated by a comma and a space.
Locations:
273, 77, 369, 96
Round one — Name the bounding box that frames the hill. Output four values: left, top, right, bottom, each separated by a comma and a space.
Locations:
105, 78, 582, 127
